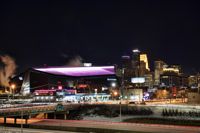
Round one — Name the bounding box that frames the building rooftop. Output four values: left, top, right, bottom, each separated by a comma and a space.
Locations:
34, 66, 115, 77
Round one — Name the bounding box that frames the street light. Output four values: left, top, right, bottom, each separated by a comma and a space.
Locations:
114, 91, 118, 96
111, 82, 116, 88
11, 84, 16, 89
111, 79, 122, 121
11, 84, 16, 99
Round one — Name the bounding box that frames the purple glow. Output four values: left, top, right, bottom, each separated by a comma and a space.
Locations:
34, 66, 115, 77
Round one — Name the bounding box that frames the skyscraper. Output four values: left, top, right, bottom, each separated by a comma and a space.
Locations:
140, 54, 150, 71
139, 53, 150, 76
132, 49, 140, 77
121, 55, 131, 69
121, 55, 135, 80
154, 60, 166, 86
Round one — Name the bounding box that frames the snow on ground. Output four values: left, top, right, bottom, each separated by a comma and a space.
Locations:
83, 115, 200, 122
83, 113, 200, 122
83, 115, 134, 122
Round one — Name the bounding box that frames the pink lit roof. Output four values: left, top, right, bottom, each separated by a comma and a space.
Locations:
34, 66, 115, 77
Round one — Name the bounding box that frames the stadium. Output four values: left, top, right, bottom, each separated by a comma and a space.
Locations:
11, 66, 119, 102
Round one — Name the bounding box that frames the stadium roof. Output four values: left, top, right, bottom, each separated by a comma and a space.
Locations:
34, 66, 115, 77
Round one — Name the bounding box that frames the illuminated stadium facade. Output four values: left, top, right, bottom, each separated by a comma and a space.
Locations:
11, 66, 119, 102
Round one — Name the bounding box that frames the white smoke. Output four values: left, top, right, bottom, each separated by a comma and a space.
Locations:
0, 55, 17, 87
66, 55, 83, 67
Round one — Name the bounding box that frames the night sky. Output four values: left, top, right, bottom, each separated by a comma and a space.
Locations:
0, 0, 200, 73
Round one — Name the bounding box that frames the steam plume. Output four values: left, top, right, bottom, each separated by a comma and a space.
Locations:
0, 55, 17, 87
66, 55, 83, 67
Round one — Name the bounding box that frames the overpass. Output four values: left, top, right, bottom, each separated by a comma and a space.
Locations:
0, 103, 80, 125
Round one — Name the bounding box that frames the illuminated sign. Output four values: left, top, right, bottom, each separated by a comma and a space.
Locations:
78, 84, 87, 88
83, 63, 92, 67
131, 77, 145, 83
56, 92, 64, 96
56, 104, 64, 112
107, 78, 117, 81
34, 89, 56, 95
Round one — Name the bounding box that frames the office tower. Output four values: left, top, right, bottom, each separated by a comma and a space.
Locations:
132, 49, 140, 77
144, 73, 153, 88
140, 54, 150, 71
121, 55, 135, 80
121, 55, 131, 69
160, 65, 184, 87
139, 53, 150, 76
154, 60, 166, 86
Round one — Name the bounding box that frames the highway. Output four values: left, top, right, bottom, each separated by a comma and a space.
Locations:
30, 119, 200, 133
1, 103, 200, 133
0, 117, 200, 133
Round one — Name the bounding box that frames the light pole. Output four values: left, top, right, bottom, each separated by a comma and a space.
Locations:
119, 68, 125, 122
119, 95, 122, 122
11, 84, 16, 100
111, 82, 117, 101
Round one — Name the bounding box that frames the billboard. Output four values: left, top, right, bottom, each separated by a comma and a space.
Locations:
131, 77, 145, 83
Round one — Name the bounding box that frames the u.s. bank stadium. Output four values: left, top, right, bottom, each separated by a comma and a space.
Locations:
10, 66, 119, 102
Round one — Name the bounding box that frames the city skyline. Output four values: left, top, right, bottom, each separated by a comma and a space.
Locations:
1, 1, 200, 132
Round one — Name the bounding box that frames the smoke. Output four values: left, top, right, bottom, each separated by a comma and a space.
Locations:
0, 55, 17, 87
66, 55, 83, 67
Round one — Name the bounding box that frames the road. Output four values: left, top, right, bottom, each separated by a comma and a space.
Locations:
0, 126, 79, 133
0, 118, 200, 133
30, 119, 200, 133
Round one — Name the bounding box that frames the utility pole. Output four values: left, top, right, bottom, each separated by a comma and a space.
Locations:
119, 68, 125, 122
121, 68, 125, 99
119, 99, 122, 121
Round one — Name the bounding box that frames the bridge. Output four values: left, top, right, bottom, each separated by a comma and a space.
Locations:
0, 103, 80, 125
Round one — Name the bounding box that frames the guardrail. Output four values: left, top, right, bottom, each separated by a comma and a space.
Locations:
0, 105, 56, 117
